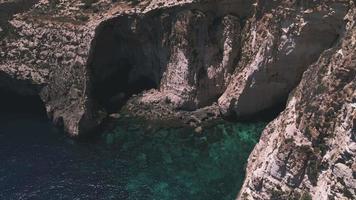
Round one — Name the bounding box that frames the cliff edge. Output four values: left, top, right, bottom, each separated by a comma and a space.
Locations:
0, 0, 355, 198
239, 2, 356, 199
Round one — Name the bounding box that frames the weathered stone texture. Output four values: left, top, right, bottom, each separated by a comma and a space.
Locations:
239, 2, 356, 199
0, 1, 355, 198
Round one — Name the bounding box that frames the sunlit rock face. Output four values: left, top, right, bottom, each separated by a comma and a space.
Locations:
4, 0, 345, 135
88, 0, 251, 111
218, 0, 349, 118
0, 0, 355, 199
239, 3, 356, 199
0, 0, 254, 136
159, 12, 242, 110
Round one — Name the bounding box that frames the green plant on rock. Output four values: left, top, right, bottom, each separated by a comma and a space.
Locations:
300, 192, 313, 200
81, 0, 97, 9
307, 158, 321, 186
49, 0, 60, 9
124, 0, 141, 5
76, 14, 89, 22
271, 189, 287, 200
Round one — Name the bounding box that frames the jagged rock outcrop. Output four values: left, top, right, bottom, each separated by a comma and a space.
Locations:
0, 0, 197, 135
0, 0, 355, 198
89, 0, 252, 112
219, 0, 349, 118
0, 0, 353, 132
238, 2, 356, 199
159, 10, 242, 109
0, 0, 256, 135
0, 0, 121, 136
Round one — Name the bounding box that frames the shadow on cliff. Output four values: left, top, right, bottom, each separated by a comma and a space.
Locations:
87, 15, 166, 113
226, 97, 288, 123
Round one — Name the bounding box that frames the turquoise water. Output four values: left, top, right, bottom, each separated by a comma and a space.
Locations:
103, 118, 267, 200
0, 114, 266, 200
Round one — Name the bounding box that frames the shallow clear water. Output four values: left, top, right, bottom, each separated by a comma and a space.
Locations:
0, 113, 266, 200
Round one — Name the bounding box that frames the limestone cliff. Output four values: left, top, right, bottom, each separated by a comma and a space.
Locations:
3, 0, 351, 136
0, 0, 254, 136
0, 0, 355, 198
239, 2, 356, 199
219, 0, 348, 118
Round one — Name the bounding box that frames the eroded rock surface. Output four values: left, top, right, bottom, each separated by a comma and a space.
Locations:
239, 3, 356, 199
0, 0, 255, 135
219, 0, 349, 118
0, 0, 355, 198
0, 0, 353, 132
0, 0, 130, 136
89, 0, 252, 113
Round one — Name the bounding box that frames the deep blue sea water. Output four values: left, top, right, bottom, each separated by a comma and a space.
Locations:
0, 113, 266, 200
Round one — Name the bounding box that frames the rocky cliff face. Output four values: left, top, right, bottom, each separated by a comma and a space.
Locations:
239, 2, 356, 199
0, 0, 355, 198
0, 0, 254, 136
219, 0, 349, 118
2, 0, 351, 135
89, 0, 251, 112
88, 0, 257, 117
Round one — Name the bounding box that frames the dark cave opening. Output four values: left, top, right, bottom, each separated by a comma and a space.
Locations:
92, 72, 158, 113
243, 100, 287, 122
89, 19, 162, 114
225, 96, 288, 123
0, 87, 47, 117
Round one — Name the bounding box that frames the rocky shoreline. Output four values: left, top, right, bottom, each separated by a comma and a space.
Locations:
1, 0, 350, 137
0, 0, 355, 199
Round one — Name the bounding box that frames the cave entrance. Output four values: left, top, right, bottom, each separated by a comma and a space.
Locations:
237, 100, 287, 123
92, 72, 158, 113
0, 87, 46, 117
89, 21, 159, 113
226, 95, 288, 123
